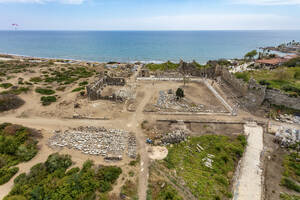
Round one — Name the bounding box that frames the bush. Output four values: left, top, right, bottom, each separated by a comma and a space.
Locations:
40, 96, 56, 106
0, 167, 19, 185
35, 88, 55, 95
29, 77, 42, 83
0, 94, 25, 112
176, 88, 184, 99
45, 153, 72, 173
0, 83, 13, 89
79, 81, 88, 86
72, 87, 85, 92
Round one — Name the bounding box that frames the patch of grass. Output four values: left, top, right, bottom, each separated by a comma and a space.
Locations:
280, 193, 300, 200
40, 96, 57, 106
282, 153, 300, 182
163, 135, 246, 199
0, 83, 13, 89
281, 177, 300, 192
121, 180, 138, 200
236, 67, 300, 95
0, 94, 25, 112
146, 61, 179, 71
35, 88, 55, 95
129, 154, 140, 166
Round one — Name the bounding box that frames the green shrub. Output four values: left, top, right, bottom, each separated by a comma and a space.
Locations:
45, 153, 72, 173
0, 83, 13, 89
79, 81, 88, 86
72, 87, 85, 92
40, 96, 56, 106
0, 167, 19, 185
29, 77, 42, 83
35, 88, 55, 95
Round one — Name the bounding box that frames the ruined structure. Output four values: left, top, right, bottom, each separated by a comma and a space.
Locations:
86, 74, 126, 101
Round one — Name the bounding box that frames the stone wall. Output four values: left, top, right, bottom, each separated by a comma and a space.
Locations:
86, 75, 126, 101
265, 89, 300, 110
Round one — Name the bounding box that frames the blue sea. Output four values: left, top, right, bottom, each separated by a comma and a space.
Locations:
0, 30, 300, 63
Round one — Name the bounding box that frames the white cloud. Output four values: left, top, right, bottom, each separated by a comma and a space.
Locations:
0, 0, 84, 4
232, 0, 300, 5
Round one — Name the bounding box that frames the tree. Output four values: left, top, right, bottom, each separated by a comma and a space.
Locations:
244, 50, 257, 61
176, 88, 184, 100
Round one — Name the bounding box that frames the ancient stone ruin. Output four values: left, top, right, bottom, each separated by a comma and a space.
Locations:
48, 126, 137, 161
86, 74, 126, 101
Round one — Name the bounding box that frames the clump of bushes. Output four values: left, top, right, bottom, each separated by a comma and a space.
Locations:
29, 77, 42, 83
0, 123, 40, 185
0, 83, 13, 89
35, 88, 55, 95
1, 87, 30, 95
4, 154, 122, 200
0, 94, 25, 112
79, 81, 88, 86
40, 96, 56, 106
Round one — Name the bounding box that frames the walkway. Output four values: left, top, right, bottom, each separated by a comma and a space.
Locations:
233, 122, 263, 200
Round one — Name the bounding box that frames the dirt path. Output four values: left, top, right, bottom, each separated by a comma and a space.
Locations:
233, 122, 264, 200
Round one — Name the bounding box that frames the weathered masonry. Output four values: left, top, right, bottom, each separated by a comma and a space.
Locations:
86, 74, 126, 101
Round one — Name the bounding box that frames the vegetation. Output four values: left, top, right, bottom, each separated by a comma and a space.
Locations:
35, 88, 55, 95
121, 180, 138, 200
280, 193, 300, 200
147, 179, 183, 200
0, 87, 30, 95
129, 154, 140, 166
72, 87, 85, 92
0, 94, 25, 112
0, 123, 40, 185
235, 66, 300, 96
29, 77, 42, 83
244, 50, 257, 60
0, 83, 13, 89
40, 96, 57, 106
285, 57, 300, 68
79, 81, 88, 86
4, 154, 122, 200
176, 88, 184, 99
163, 135, 246, 199
146, 61, 179, 71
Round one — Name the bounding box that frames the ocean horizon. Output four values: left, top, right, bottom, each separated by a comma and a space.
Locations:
1, 30, 300, 63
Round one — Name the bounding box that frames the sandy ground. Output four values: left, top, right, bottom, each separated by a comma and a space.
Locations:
148, 146, 168, 160
233, 122, 264, 200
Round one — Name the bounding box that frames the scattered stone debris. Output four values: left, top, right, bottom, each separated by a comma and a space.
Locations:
276, 114, 300, 125
48, 126, 137, 160
161, 129, 188, 145
202, 156, 214, 169
274, 126, 300, 149
156, 90, 206, 112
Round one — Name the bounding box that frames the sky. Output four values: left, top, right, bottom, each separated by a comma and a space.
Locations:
0, 0, 300, 30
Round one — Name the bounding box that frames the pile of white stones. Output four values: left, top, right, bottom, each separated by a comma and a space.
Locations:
156, 90, 205, 112
274, 126, 300, 149
162, 129, 188, 145
49, 126, 137, 159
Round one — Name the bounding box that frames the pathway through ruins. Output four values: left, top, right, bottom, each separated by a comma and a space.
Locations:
233, 122, 264, 200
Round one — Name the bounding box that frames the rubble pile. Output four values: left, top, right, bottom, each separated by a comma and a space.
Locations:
162, 129, 188, 145
155, 90, 206, 112
49, 126, 137, 160
202, 154, 215, 169
277, 114, 300, 125
127, 135, 137, 158
274, 126, 300, 149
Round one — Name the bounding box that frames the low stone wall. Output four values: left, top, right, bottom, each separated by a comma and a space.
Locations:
265, 89, 300, 110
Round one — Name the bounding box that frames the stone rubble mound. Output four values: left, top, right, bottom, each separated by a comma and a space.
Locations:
162, 129, 188, 145
274, 126, 300, 149
277, 114, 300, 125
48, 126, 137, 160
156, 90, 205, 112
